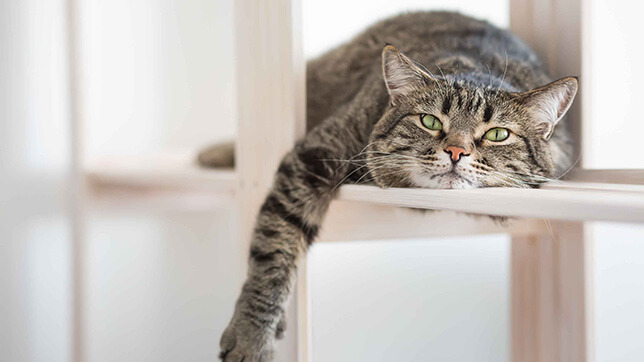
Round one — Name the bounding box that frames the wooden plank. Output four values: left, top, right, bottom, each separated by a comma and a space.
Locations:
553, 221, 594, 362
579, 0, 593, 169
84, 152, 644, 191
336, 184, 644, 223
291, 0, 311, 355
511, 223, 593, 362
85, 154, 237, 192
84, 159, 644, 224
84, 152, 644, 190
510, 1, 592, 362
234, 1, 305, 361
82, 185, 553, 239
543, 180, 644, 193
296, 257, 312, 362
511, 0, 584, 164
567, 169, 644, 185
511, 234, 547, 362
66, 1, 86, 361
319, 201, 546, 242
84, 157, 644, 224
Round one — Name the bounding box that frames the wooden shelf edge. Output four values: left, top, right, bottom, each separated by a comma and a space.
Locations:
318, 201, 547, 242
336, 184, 644, 223
85, 154, 238, 193
567, 169, 644, 185
83, 155, 644, 223
86, 168, 237, 192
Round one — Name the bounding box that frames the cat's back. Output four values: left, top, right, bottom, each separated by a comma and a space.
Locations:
306, 11, 548, 128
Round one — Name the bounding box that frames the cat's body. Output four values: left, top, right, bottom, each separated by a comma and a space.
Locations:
215, 12, 577, 361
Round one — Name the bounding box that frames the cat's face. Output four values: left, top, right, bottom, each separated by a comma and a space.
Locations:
367, 46, 578, 189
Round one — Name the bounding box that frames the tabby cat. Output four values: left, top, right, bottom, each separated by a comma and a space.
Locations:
205, 11, 578, 361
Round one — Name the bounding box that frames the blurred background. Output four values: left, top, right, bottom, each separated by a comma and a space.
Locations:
1, 0, 643, 361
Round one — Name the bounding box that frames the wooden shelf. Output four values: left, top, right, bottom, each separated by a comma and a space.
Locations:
84, 154, 644, 223
337, 184, 644, 224
86, 153, 236, 193
85, 153, 237, 211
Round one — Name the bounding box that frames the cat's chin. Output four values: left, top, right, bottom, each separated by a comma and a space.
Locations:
410, 171, 478, 190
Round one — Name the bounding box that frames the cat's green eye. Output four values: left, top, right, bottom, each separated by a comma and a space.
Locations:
420, 114, 442, 131
484, 127, 510, 142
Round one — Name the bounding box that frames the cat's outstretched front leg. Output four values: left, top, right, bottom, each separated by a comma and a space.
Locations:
219, 81, 385, 362
219, 145, 341, 361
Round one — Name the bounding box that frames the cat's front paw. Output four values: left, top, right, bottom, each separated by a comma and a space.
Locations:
219, 316, 275, 362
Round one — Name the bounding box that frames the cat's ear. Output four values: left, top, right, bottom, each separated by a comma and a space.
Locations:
516, 77, 578, 140
382, 45, 434, 106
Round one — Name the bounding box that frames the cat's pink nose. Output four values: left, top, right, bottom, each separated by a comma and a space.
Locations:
444, 146, 470, 163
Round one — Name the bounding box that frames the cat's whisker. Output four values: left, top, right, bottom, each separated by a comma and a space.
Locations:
357, 140, 379, 155
434, 62, 453, 95
301, 168, 332, 186
365, 163, 420, 185
486, 170, 542, 184
477, 168, 543, 187
483, 61, 494, 90
470, 162, 554, 184
354, 161, 417, 185
411, 59, 446, 98
354, 164, 391, 184
333, 157, 417, 188
494, 50, 509, 101
325, 142, 381, 167
506, 171, 553, 183
331, 162, 373, 191
372, 155, 438, 164
362, 153, 440, 164
552, 152, 582, 181
320, 158, 366, 167
487, 173, 526, 188
321, 142, 385, 173
497, 171, 551, 183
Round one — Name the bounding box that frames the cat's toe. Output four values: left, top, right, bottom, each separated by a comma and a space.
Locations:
220, 346, 272, 362
275, 315, 286, 339
219, 349, 242, 362
219, 321, 275, 362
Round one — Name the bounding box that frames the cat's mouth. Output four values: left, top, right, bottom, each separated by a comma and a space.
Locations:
412, 168, 478, 189
437, 171, 475, 189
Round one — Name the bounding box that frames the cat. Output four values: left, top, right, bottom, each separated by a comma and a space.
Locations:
209, 11, 578, 361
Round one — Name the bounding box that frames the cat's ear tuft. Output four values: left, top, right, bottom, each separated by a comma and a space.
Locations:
517, 77, 578, 140
382, 45, 433, 106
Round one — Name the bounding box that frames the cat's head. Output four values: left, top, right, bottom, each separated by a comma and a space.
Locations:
367, 45, 578, 189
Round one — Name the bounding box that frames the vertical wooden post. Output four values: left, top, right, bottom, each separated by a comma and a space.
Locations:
510, 0, 584, 162
511, 224, 593, 362
511, 234, 557, 362
234, 1, 306, 361
510, 0, 594, 361
553, 222, 594, 362
66, 1, 87, 361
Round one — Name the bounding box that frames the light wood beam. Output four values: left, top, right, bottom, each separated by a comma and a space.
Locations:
511, 223, 593, 362
510, 0, 592, 361
234, 1, 306, 361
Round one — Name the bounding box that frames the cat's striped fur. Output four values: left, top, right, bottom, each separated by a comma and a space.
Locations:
215, 11, 577, 361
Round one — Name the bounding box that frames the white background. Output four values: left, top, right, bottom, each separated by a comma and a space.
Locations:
1, 0, 643, 361
588, 0, 644, 169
